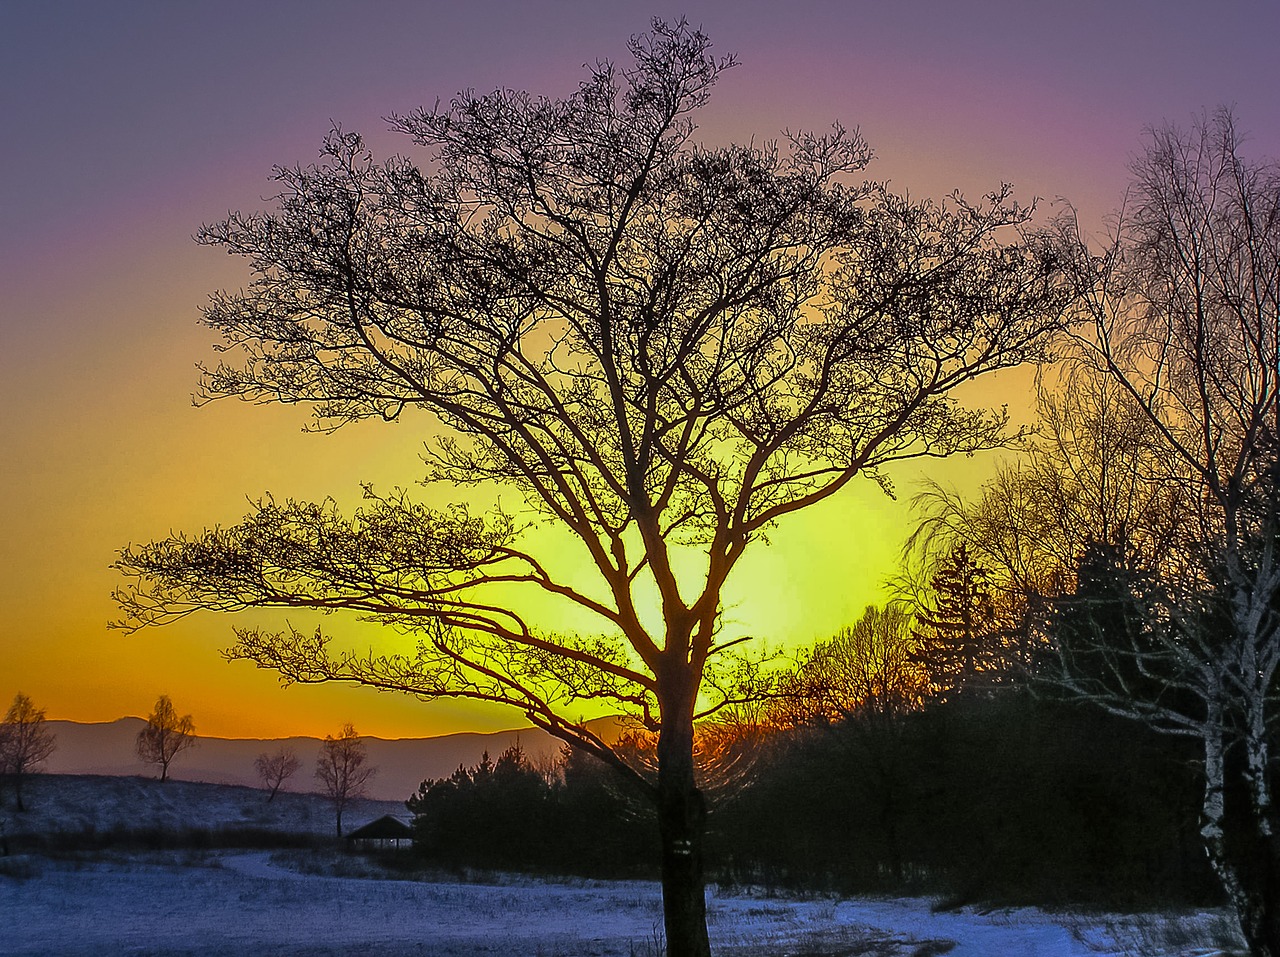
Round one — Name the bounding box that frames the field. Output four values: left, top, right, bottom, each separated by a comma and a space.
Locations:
0, 775, 1245, 956
1, 772, 405, 841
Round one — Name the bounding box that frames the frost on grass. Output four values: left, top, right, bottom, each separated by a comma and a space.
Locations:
0, 853, 925, 957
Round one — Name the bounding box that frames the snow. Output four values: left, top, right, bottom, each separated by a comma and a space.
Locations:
3, 773, 405, 839
0, 776, 1244, 956
1, 852, 1242, 957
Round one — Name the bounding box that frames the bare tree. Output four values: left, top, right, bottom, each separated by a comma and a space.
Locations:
0, 693, 57, 812
1047, 110, 1280, 955
901, 361, 1190, 672
315, 723, 376, 837
255, 745, 301, 802
780, 605, 926, 728
776, 605, 925, 881
136, 694, 196, 783
112, 21, 1068, 956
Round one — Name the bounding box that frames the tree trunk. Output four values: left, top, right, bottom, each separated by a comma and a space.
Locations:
1200, 716, 1280, 957
1235, 819, 1280, 957
1257, 834, 1280, 957
656, 688, 711, 957
1201, 732, 1251, 942
1240, 706, 1280, 957
1217, 819, 1280, 957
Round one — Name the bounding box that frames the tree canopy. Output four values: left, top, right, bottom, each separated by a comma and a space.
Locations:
116, 19, 1065, 771
113, 21, 1069, 956
0, 692, 57, 812
136, 694, 196, 783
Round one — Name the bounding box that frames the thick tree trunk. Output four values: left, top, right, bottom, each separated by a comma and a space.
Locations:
1256, 835, 1280, 957
1201, 725, 1253, 945
1217, 822, 1280, 957
656, 690, 711, 957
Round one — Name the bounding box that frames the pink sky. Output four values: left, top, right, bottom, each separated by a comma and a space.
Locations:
3, 0, 1278, 738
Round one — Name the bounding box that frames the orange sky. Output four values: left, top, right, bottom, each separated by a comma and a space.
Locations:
4, 1, 1279, 739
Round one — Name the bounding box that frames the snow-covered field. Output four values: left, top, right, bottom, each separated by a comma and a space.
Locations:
3, 773, 405, 840
0, 776, 1246, 956
0, 850, 1243, 957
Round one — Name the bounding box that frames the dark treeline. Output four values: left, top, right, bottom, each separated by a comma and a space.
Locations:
711, 693, 1213, 908
407, 742, 654, 878
404, 689, 1215, 907
402, 521, 1228, 907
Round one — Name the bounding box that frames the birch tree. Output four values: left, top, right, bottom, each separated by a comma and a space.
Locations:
136, 694, 196, 783
1052, 110, 1280, 955
316, 723, 375, 837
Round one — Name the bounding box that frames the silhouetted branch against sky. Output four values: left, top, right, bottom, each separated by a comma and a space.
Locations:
115, 20, 1070, 761
110, 23, 1078, 954
7, 3, 1280, 744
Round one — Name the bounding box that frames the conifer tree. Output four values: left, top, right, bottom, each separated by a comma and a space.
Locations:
913, 544, 1002, 697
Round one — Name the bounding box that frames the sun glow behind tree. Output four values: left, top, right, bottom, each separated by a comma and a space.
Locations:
112, 21, 1072, 955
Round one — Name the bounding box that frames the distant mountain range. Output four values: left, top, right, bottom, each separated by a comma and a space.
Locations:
42, 717, 624, 803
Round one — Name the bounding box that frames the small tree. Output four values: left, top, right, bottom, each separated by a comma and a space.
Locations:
782, 604, 926, 727
778, 605, 926, 882
254, 745, 301, 801
0, 693, 57, 812
136, 694, 196, 782
408, 744, 553, 869
315, 722, 376, 837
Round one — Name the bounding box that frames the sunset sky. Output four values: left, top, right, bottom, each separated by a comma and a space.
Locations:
3, 0, 1279, 740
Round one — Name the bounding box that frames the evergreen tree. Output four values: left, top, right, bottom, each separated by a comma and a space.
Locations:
913, 544, 1004, 697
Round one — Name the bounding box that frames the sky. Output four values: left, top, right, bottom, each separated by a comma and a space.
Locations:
3, 0, 1279, 740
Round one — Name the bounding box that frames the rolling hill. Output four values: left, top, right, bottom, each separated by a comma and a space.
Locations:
40, 717, 623, 802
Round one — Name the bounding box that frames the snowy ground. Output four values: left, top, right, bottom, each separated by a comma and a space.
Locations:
0, 776, 1246, 956
2, 773, 405, 841
0, 850, 1243, 957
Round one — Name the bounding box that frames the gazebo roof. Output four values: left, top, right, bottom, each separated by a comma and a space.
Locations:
345, 815, 413, 841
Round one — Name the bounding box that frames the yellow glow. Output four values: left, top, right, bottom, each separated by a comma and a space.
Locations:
0, 219, 1043, 741
0, 72, 1041, 744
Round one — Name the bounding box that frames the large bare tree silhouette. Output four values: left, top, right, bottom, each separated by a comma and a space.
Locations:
114, 21, 1067, 955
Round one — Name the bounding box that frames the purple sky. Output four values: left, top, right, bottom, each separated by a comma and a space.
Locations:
3, 0, 1278, 737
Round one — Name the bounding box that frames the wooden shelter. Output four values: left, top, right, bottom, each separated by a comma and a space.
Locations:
344, 814, 414, 849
